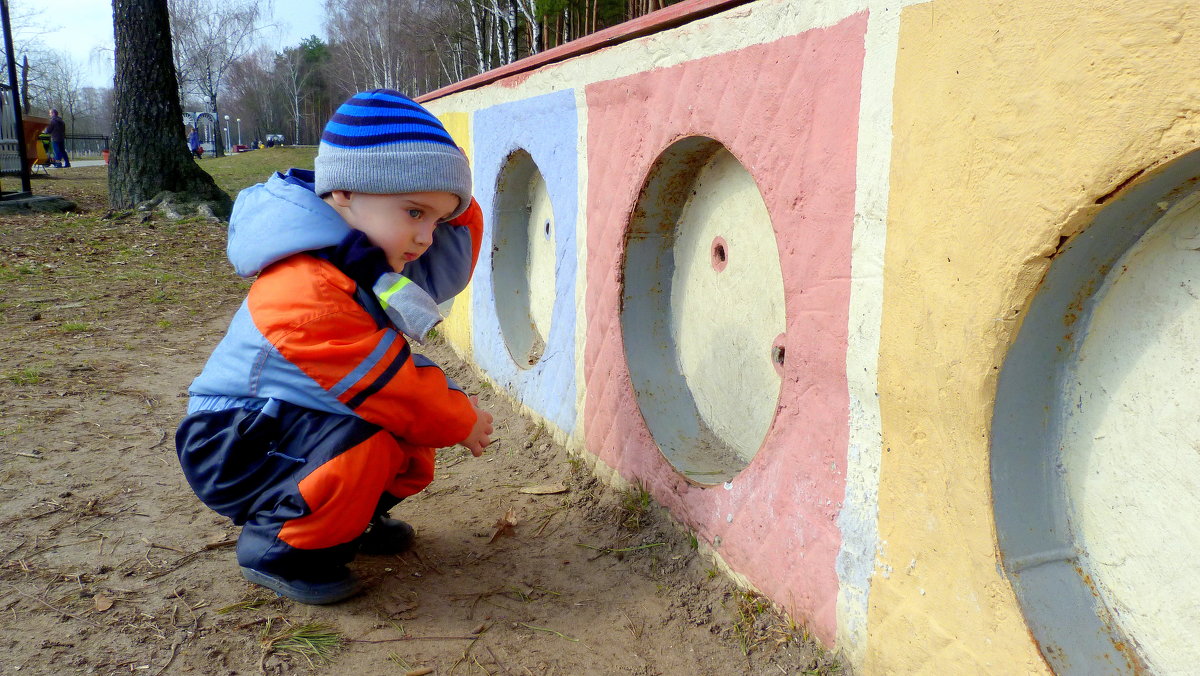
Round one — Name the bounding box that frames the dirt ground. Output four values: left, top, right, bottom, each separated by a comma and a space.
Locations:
0, 164, 843, 675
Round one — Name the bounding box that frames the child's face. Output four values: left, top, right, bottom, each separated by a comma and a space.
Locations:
333, 191, 460, 272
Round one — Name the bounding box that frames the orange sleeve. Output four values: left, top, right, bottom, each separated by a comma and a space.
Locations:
250, 256, 476, 448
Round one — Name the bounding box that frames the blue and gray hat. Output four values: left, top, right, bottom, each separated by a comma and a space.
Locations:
314, 89, 472, 220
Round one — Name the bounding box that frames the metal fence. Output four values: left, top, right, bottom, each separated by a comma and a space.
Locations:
0, 83, 21, 176
63, 133, 109, 158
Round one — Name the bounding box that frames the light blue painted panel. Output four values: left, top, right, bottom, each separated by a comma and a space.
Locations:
471, 90, 578, 433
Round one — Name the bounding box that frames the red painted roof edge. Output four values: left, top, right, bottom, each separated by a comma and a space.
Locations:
417, 0, 755, 102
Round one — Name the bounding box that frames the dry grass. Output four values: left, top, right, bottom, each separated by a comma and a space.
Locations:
261, 618, 344, 667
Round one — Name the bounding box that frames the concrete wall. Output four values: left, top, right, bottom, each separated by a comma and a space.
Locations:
419, 0, 1200, 672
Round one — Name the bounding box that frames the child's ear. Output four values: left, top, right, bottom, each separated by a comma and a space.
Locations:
328, 190, 353, 207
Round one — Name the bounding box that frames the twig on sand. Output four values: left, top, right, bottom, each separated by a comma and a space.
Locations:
486, 646, 512, 676
348, 635, 477, 644
151, 639, 182, 676
145, 539, 236, 580
517, 623, 579, 642
577, 541, 665, 560
144, 540, 188, 554
450, 633, 483, 674
4, 585, 101, 627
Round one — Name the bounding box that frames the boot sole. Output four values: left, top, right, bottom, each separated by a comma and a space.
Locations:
240, 566, 361, 605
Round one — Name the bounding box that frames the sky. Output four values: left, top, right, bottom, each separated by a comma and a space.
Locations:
7, 0, 329, 89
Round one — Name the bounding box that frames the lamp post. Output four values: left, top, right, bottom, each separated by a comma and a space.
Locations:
223, 115, 230, 150
236, 118, 241, 147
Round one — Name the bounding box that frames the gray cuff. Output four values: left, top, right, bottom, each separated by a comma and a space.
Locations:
374, 272, 443, 343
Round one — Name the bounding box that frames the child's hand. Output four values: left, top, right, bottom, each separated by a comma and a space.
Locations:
462, 395, 493, 457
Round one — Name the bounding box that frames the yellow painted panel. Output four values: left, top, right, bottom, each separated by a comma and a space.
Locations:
436, 111, 474, 358
871, 1, 1200, 673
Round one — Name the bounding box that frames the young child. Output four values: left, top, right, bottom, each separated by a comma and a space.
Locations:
175, 89, 494, 605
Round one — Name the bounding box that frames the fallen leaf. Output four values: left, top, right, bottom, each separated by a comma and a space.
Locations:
489, 507, 518, 543
380, 594, 419, 618
518, 483, 568, 495
405, 668, 434, 676
93, 594, 114, 612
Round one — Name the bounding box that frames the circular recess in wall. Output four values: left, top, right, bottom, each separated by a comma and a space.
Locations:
492, 149, 555, 369
621, 136, 785, 484
992, 154, 1200, 675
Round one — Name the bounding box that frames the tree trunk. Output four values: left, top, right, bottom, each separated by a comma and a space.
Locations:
469, 0, 485, 73
109, 0, 230, 217
293, 90, 300, 148
507, 0, 519, 62
20, 55, 29, 114
210, 95, 225, 158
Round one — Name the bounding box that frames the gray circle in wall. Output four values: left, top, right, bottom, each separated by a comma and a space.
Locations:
992, 152, 1200, 675
620, 136, 785, 484
492, 148, 555, 369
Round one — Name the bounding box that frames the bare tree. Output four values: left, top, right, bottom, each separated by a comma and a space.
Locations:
109, 0, 230, 217
75, 86, 114, 135
35, 51, 83, 125
277, 48, 311, 147
168, 0, 269, 156
225, 47, 282, 143
325, 0, 461, 94
1, 3, 57, 113
325, 0, 407, 91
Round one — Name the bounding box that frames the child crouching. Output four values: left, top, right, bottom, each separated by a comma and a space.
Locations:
175, 90, 493, 604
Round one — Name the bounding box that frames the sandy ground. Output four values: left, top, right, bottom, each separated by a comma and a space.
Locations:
0, 168, 843, 675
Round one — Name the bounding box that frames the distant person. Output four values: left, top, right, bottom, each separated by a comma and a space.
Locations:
188, 126, 203, 159
175, 89, 493, 605
44, 109, 69, 168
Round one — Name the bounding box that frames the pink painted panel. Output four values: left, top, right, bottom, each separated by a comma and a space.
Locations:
583, 13, 866, 644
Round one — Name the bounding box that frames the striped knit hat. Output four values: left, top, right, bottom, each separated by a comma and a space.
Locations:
314, 89, 472, 220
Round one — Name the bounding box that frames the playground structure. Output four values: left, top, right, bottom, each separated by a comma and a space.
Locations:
183, 111, 218, 155
417, 0, 1200, 673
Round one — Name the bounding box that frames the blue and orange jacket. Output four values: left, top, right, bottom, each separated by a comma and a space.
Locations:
187, 168, 483, 447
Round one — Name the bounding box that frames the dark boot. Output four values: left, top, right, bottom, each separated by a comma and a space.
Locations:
355, 514, 415, 555
240, 565, 360, 604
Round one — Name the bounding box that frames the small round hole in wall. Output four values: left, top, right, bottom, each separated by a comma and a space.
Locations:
711, 236, 728, 271
492, 149, 555, 369
771, 335, 786, 376
621, 136, 786, 484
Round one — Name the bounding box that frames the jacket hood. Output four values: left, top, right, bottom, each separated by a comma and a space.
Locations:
227, 168, 350, 277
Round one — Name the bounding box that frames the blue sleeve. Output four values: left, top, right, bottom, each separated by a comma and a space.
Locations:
400, 223, 475, 304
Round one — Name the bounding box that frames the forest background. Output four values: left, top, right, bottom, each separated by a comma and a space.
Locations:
3, 0, 677, 150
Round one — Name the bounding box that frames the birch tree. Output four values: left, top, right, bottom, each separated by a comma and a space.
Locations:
168, 0, 269, 157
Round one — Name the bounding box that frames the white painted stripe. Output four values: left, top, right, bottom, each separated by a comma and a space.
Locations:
835, 1, 913, 665
572, 87, 591, 450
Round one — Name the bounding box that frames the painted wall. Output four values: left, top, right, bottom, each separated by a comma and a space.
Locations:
419, 0, 1200, 672
434, 112, 475, 356
469, 90, 579, 433
1060, 195, 1200, 675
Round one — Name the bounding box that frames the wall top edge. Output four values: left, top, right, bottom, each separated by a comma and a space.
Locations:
417, 0, 756, 103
